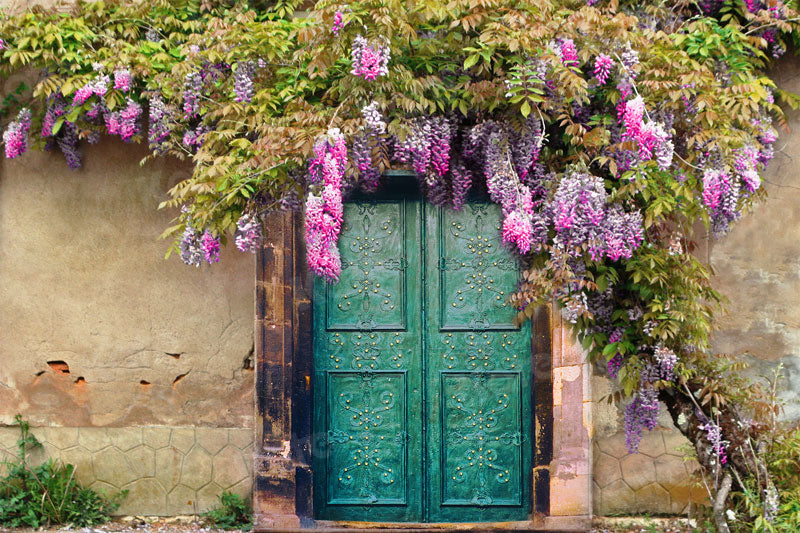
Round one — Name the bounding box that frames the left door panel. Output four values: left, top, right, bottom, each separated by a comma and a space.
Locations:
313, 198, 423, 522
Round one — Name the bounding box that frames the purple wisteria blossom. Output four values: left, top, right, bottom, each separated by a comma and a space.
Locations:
183, 72, 202, 118
234, 61, 255, 103
624, 388, 659, 453
350, 35, 390, 80
3, 108, 32, 159
235, 213, 262, 253
114, 69, 132, 92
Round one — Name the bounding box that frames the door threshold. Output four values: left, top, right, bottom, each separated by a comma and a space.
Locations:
308, 518, 546, 531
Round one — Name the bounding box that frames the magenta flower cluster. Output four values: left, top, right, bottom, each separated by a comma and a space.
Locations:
593, 54, 613, 85
73, 75, 110, 106
235, 213, 262, 253
201, 230, 220, 263
621, 96, 674, 170
41, 94, 66, 137
332, 11, 344, 35
305, 128, 347, 282
105, 98, 142, 142
654, 343, 677, 381
3, 108, 32, 159
182, 124, 208, 150
607, 353, 623, 378
183, 72, 202, 118
463, 118, 547, 253
148, 94, 172, 153
559, 39, 579, 68
114, 69, 132, 92
702, 166, 741, 235
350, 35, 390, 80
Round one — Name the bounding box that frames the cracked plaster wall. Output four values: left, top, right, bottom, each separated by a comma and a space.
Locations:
0, 138, 255, 429
0, 135, 255, 514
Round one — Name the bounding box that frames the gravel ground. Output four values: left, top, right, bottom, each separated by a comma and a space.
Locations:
0, 516, 699, 532
591, 517, 699, 532
0, 517, 249, 533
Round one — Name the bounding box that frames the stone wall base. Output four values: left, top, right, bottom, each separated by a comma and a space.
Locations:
0, 426, 253, 516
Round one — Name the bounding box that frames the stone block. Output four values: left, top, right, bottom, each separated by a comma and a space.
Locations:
90, 480, 118, 497
637, 431, 666, 458
78, 428, 112, 452
127, 444, 156, 478
664, 429, 692, 456
60, 446, 94, 486
41, 427, 79, 449
634, 482, 671, 514
143, 427, 172, 449
181, 446, 213, 490
594, 451, 622, 488
213, 445, 249, 488
196, 428, 229, 455
155, 446, 183, 491
597, 478, 635, 515
109, 428, 143, 451
197, 482, 224, 513
170, 428, 195, 453
166, 484, 198, 515
596, 432, 629, 459
654, 453, 690, 487
620, 452, 657, 491
228, 428, 254, 449
118, 478, 167, 516
228, 476, 253, 500
94, 447, 138, 486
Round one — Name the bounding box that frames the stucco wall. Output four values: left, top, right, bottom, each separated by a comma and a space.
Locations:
708, 57, 800, 419
0, 138, 255, 514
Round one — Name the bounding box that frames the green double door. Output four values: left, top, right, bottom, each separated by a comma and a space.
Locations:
313, 192, 532, 523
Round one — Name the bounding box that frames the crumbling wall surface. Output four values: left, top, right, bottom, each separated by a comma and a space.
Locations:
0, 139, 255, 514
0, 140, 255, 428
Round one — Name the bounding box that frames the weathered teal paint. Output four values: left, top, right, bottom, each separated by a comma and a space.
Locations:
313, 184, 532, 523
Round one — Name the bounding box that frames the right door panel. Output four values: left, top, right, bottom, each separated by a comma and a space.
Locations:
424, 202, 533, 522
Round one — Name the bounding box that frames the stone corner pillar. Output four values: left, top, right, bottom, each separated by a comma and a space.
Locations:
547, 301, 593, 527
252, 211, 310, 531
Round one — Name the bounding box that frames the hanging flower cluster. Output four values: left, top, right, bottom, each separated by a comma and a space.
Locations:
350, 35, 390, 80
148, 94, 172, 154
73, 75, 109, 105
551, 171, 644, 262
332, 11, 344, 34
183, 72, 202, 118
113, 68, 132, 92
105, 98, 142, 142
305, 128, 347, 282
624, 387, 660, 453
593, 54, 613, 85
233, 61, 256, 103
235, 213, 262, 253
3, 108, 32, 159
621, 96, 674, 170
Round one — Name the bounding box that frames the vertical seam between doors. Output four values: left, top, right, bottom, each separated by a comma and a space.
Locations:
420, 200, 429, 522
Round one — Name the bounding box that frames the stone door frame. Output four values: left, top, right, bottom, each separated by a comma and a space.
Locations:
252, 210, 593, 531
